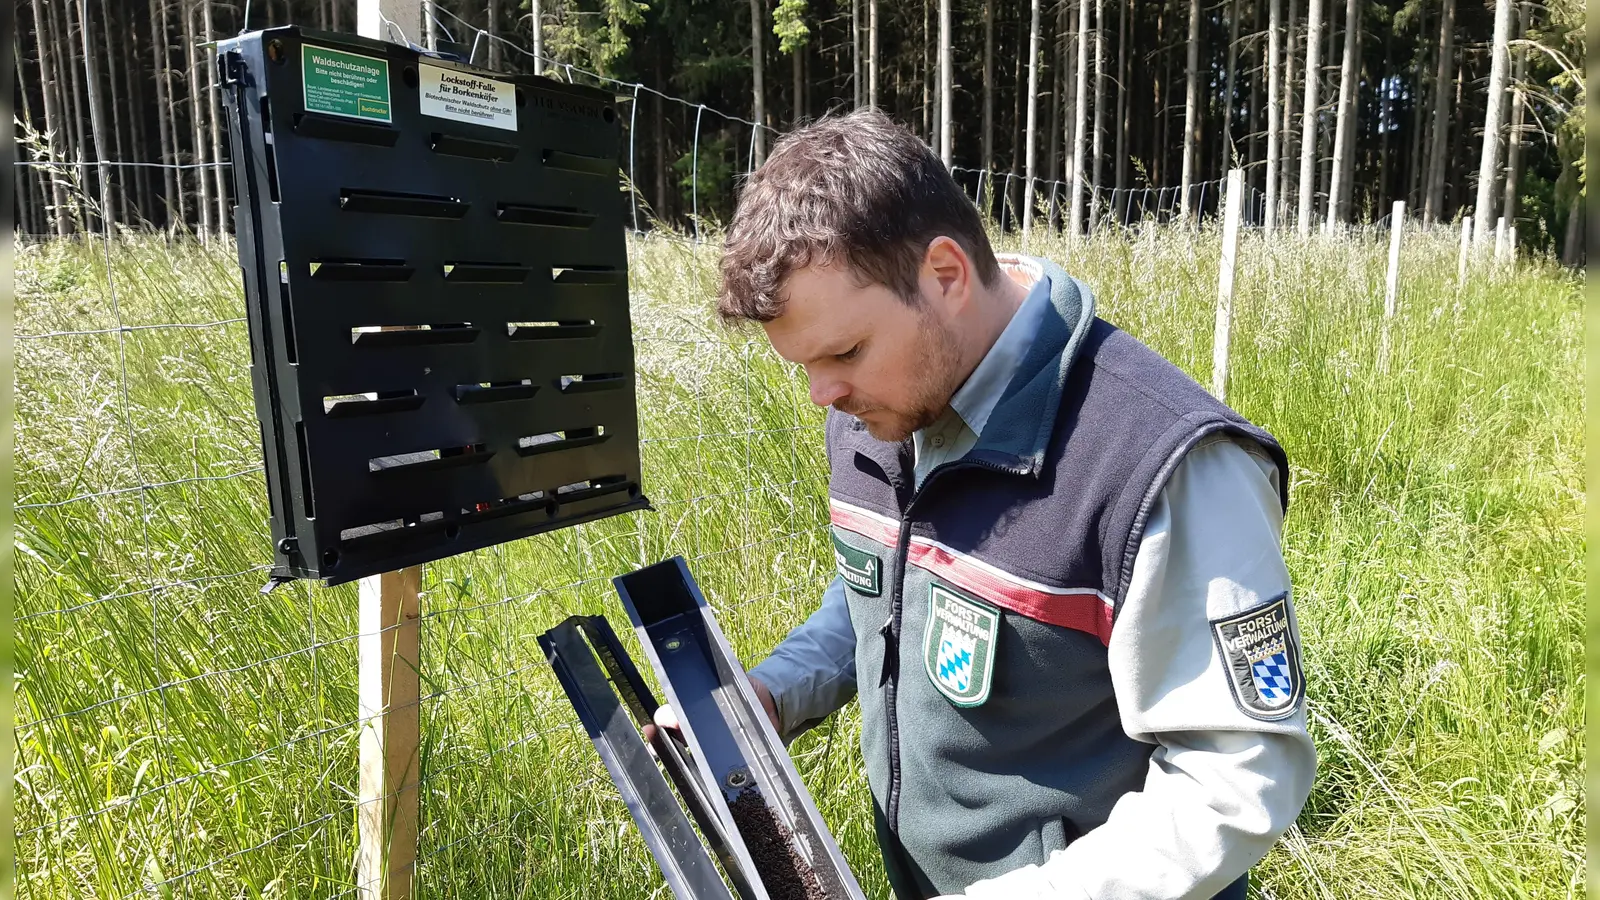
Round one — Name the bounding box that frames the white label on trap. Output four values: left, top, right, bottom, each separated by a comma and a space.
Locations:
418, 64, 518, 131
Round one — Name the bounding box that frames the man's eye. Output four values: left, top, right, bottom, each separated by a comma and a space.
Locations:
836, 344, 862, 362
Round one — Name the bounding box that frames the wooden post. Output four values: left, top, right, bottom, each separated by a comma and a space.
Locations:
1211, 169, 1244, 402
1379, 200, 1404, 373
357, 567, 422, 900
1495, 215, 1511, 262
354, 8, 424, 900
1457, 215, 1472, 284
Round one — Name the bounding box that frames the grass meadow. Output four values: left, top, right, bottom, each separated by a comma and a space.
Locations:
13, 224, 1583, 899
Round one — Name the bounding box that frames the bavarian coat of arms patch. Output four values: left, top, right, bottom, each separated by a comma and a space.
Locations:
924, 584, 1000, 707
1210, 593, 1304, 720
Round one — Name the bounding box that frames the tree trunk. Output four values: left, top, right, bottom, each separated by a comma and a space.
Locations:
531, 0, 544, 74
30, 0, 72, 235
851, 0, 861, 106
101, 0, 128, 225
1154, 1, 1167, 186
1378, 49, 1392, 210
1471, 0, 1512, 247
205, 0, 229, 237
1089, 0, 1105, 226
1023, 0, 1042, 232
750, 0, 766, 164
1406, 12, 1427, 209
161, 0, 188, 231
1069, 0, 1090, 233
1011, 6, 1024, 176
792, 43, 804, 123
487, 0, 501, 69
1296, 0, 1321, 234
1049, 6, 1064, 201
1500, 2, 1526, 233
1325, 0, 1358, 228
869, 0, 879, 107
924, 0, 932, 140
653, 59, 666, 219
1318, 0, 1336, 211
1248, 0, 1264, 182
1560, 194, 1581, 265
1278, 0, 1298, 218
77, 0, 114, 233
1114, 0, 1130, 197
982, 0, 994, 171
59, 0, 89, 227
15, 32, 41, 235
1179, 0, 1200, 219
183, 0, 213, 238
1448, 56, 1465, 212
150, 0, 177, 227
939, 0, 952, 165
126, 3, 153, 222
1422, 0, 1453, 223
1265, 0, 1282, 228
1221, 0, 1241, 178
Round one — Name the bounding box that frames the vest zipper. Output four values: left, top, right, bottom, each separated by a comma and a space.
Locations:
884, 455, 1031, 834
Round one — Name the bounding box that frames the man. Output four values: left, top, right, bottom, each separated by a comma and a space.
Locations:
667, 108, 1316, 900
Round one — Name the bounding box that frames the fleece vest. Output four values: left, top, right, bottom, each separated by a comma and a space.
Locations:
824, 260, 1288, 898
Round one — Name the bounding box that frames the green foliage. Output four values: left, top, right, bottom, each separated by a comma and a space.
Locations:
13, 227, 1583, 899
672, 132, 735, 221
529, 0, 650, 75
773, 0, 811, 54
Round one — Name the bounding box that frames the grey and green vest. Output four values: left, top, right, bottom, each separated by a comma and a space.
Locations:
825, 260, 1288, 898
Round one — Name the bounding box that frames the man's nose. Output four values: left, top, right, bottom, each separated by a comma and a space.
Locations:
808, 373, 848, 408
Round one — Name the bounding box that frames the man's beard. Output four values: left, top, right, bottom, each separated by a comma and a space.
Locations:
838, 313, 962, 443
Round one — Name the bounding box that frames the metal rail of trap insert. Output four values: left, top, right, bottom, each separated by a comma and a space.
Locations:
541, 558, 866, 900
218, 26, 647, 585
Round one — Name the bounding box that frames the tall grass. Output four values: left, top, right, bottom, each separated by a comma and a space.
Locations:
13, 225, 1582, 899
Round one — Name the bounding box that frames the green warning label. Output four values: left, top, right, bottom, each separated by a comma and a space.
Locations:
301, 45, 391, 123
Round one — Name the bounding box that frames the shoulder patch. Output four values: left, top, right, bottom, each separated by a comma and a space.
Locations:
924, 583, 1000, 707
832, 530, 882, 596
1210, 593, 1304, 720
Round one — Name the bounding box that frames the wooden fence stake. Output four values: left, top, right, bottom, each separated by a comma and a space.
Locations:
1457, 215, 1473, 285
1211, 169, 1244, 402
357, 566, 422, 900
1379, 200, 1404, 374
354, 5, 424, 899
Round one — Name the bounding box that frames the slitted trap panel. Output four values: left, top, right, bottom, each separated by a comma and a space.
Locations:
218, 27, 647, 585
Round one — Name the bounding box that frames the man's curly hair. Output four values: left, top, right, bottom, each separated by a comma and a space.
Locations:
717, 108, 1001, 323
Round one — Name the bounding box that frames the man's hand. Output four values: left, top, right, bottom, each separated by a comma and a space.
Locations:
642, 674, 779, 744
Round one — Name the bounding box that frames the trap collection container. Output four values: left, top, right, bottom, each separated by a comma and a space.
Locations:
542, 558, 867, 900
217, 27, 647, 585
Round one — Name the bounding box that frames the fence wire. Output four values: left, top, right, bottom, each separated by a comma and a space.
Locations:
14, 42, 834, 893
13, 21, 1418, 900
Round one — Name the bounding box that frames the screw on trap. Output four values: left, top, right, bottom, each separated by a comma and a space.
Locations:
218, 26, 648, 585
541, 558, 866, 900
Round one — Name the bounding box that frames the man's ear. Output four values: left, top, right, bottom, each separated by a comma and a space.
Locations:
923, 236, 972, 315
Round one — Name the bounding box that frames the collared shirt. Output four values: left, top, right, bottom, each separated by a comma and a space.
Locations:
749, 260, 1313, 900
912, 257, 1053, 486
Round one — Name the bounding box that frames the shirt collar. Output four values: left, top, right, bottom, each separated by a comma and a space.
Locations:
945, 257, 1052, 438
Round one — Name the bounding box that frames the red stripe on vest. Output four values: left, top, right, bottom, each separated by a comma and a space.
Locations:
907, 541, 1113, 645
829, 499, 1114, 645
828, 499, 900, 546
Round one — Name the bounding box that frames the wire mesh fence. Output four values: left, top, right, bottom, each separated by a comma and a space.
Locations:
14, 222, 840, 897
14, 19, 1456, 899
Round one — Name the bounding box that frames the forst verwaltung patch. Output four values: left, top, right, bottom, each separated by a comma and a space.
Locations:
831, 530, 881, 596
924, 583, 1000, 707
1210, 592, 1304, 720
